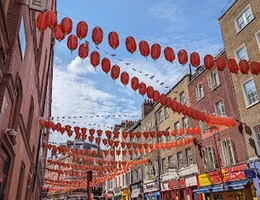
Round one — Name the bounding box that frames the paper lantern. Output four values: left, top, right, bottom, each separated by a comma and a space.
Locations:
150, 131, 155, 138
92, 27, 103, 45
110, 151, 114, 156
114, 131, 119, 138
125, 36, 137, 53
90, 51, 100, 69
102, 139, 108, 145
250, 61, 259, 75
61, 17, 72, 35
95, 137, 101, 145
227, 59, 239, 73
143, 131, 149, 139
89, 129, 95, 136
120, 72, 129, 86
128, 150, 133, 155
151, 43, 161, 60
166, 97, 172, 108
190, 52, 200, 67
216, 56, 226, 71
122, 150, 127, 156
46, 11, 57, 28
131, 77, 139, 91
136, 132, 141, 139
204, 54, 214, 69
153, 90, 160, 102
239, 60, 250, 74
105, 130, 112, 138
164, 47, 175, 62
139, 40, 150, 57
129, 132, 135, 139
81, 127, 87, 134
178, 49, 188, 65
78, 43, 89, 60
126, 143, 131, 149
114, 141, 120, 147
82, 134, 87, 141
121, 142, 126, 148
160, 94, 167, 106
67, 34, 78, 51
101, 58, 111, 74
146, 86, 154, 99
76, 21, 88, 40
123, 132, 128, 139
139, 82, 147, 96
116, 150, 121, 156
88, 136, 94, 143
111, 65, 120, 80
108, 31, 119, 49
36, 12, 47, 31
97, 129, 102, 137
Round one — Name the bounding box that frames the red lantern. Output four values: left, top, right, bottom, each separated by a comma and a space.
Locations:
239, 60, 250, 74
227, 59, 239, 73
78, 43, 89, 60
114, 131, 119, 139
67, 34, 78, 51
102, 139, 108, 146
125, 36, 137, 53
116, 150, 121, 156
122, 150, 127, 156
129, 132, 135, 138
120, 72, 129, 86
61, 17, 72, 35
108, 31, 119, 49
92, 27, 103, 45
190, 52, 200, 67
121, 142, 126, 148
160, 94, 167, 106
81, 127, 87, 134
128, 150, 133, 155
108, 140, 114, 147
95, 137, 101, 145
143, 132, 149, 139
123, 132, 128, 139
139, 82, 147, 96
147, 86, 154, 99
89, 129, 95, 136
151, 43, 161, 60
131, 77, 139, 91
111, 65, 120, 80
76, 21, 88, 40
105, 130, 112, 138
110, 151, 114, 156
46, 11, 57, 28
216, 56, 226, 71
36, 12, 47, 31
114, 141, 120, 148
250, 61, 259, 75
153, 90, 160, 102
89, 136, 94, 143
178, 49, 188, 65
101, 58, 111, 74
204, 54, 214, 69
166, 97, 172, 108
164, 47, 175, 63
136, 132, 141, 139
139, 40, 150, 57
126, 143, 131, 149
90, 51, 100, 69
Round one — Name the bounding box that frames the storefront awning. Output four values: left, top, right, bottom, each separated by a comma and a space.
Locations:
194, 180, 250, 194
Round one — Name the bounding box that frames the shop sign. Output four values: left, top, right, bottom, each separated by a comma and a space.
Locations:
131, 188, 141, 198
114, 188, 121, 194
244, 169, 256, 178
168, 178, 185, 189
143, 181, 160, 193
122, 188, 130, 196
198, 164, 247, 186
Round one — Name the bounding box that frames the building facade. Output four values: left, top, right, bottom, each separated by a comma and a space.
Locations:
0, 1, 55, 200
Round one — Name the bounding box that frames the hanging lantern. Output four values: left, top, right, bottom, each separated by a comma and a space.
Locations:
146, 86, 154, 99
67, 34, 78, 52
110, 151, 114, 156
82, 134, 87, 141
126, 143, 131, 149
129, 132, 135, 139
78, 43, 89, 60
92, 27, 103, 45
97, 129, 102, 137
139, 40, 150, 57
81, 127, 87, 134
204, 54, 214, 69
178, 49, 188, 65
164, 47, 175, 63
143, 131, 149, 139
36, 12, 47, 31
61, 17, 72, 35
88, 136, 94, 143
90, 51, 100, 69
54, 25, 65, 42
190, 52, 200, 67
239, 60, 250, 74
121, 142, 126, 148
116, 150, 121, 156
105, 130, 112, 138
120, 72, 129, 86
111, 65, 120, 80
227, 58, 239, 73
153, 90, 160, 102
125, 36, 137, 53
46, 11, 57, 28
250, 61, 259, 75
160, 94, 167, 106
216, 56, 226, 71
89, 129, 95, 136
151, 43, 161, 60
136, 132, 141, 139
139, 82, 147, 96
134, 149, 139, 155
131, 77, 139, 91
166, 97, 172, 108
76, 21, 88, 40
122, 150, 127, 156
101, 58, 111, 74
123, 132, 128, 139
104, 150, 109, 156
114, 131, 119, 138
128, 150, 133, 155
108, 140, 114, 147
114, 141, 120, 147
108, 31, 119, 49
65, 125, 71, 131
95, 137, 101, 145
102, 139, 108, 145
150, 131, 156, 138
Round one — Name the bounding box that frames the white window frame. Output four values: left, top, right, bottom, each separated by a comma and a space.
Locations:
202, 146, 216, 171
174, 121, 180, 140
207, 70, 220, 90
234, 43, 249, 62
161, 158, 166, 174
19, 16, 26, 60
166, 127, 171, 142
219, 138, 236, 167
177, 151, 183, 169
256, 30, 260, 52
195, 83, 204, 101
200, 121, 208, 133
215, 99, 226, 116
185, 147, 193, 166
158, 111, 163, 123
179, 92, 186, 105
152, 116, 156, 127
242, 77, 259, 108
182, 117, 189, 129
164, 107, 169, 118
168, 156, 173, 169
234, 4, 254, 33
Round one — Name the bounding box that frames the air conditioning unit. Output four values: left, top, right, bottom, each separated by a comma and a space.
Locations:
25, 0, 47, 12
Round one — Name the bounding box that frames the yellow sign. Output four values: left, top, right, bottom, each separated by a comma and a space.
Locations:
121, 188, 130, 196
198, 170, 225, 187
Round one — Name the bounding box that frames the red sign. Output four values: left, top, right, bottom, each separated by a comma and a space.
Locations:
224, 164, 246, 182
168, 179, 185, 189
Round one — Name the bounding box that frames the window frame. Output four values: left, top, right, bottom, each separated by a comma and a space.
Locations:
164, 106, 169, 119
202, 146, 216, 171
174, 121, 180, 140
185, 147, 193, 166
195, 83, 204, 101
158, 110, 163, 123
177, 151, 183, 169
234, 43, 249, 62
207, 70, 220, 90
219, 138, 236, 167
18, 16, 27, 60
242, 77, 259, 108
161, 158, 166, 174
179, 92, 186, 105
168, 155, 173, 169
215, 99, 226, 116
166, 127, 172, 142
256, 30, 260, 52
234, 4, 254, 33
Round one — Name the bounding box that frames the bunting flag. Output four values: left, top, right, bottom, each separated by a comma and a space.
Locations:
51, 114, 140, 121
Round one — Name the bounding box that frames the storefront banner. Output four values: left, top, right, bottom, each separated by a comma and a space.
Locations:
131, 188, 142, 198
143, 181, 160, 193
199, 164, 247, 186
168, 178, 185, 189
185, 175, 197, 187
121, 188, 130, 196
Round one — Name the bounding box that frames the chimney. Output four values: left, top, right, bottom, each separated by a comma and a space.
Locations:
141, 99, 154, 119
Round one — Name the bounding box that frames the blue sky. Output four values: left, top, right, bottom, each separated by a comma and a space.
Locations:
50, 0, 233, 143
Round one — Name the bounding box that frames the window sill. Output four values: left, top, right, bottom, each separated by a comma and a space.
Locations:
196, 96, 204, 103
246, 100, 259, 109
211, 84, 221, 91
236, 17, 255, 35
164, 115, 169, 120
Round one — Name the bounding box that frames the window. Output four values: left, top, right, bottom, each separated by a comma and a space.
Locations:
164, 107, 169, 118
147, 121, 151, 130
202, 146, 217, 171
243, 78, 259, 107
186, 148, 193, 166
219, 139, 236, 167
256, 31, 260, 51
177, 152, 183, 169
166, 127, 171, 142
215, 100, 226, 116
200, 121, 208, 133
145, 164, 148, 179
152, 116, 156, 127
155, 159, 159, 176
179, 92, 186, 105
235, 44, 249, 61
235, 5, 254, 32
158, 111, 163, 123
161, 158, 166, 174
253, 124, 260, 142
195, 83, 204, 101
19, 16, 26, 59
174, 122, 180, 140
182, 117, 189, 129
207, 70, 220, 90
168, 156, 173, 169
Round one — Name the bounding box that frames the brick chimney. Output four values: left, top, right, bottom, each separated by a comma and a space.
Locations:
141, 99, 154, 119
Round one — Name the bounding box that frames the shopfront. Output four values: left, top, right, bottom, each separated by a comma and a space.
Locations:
113, 188, 122, 200
106, 191, 114, 200
130, 181, 143, 200
248, 160, 260, 200
143, 181, 161, 200
195, 164, 255, 200
121, 187, 130, 200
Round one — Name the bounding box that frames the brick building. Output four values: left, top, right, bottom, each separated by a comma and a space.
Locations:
0, 1, 55, 200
